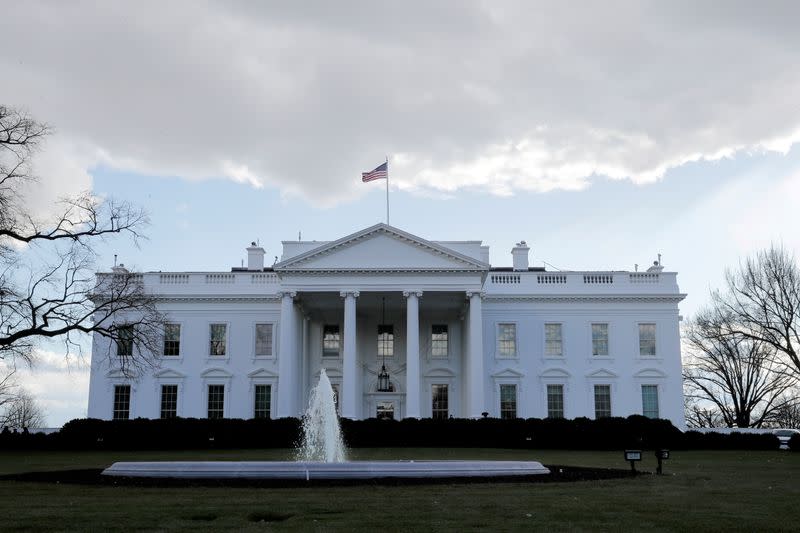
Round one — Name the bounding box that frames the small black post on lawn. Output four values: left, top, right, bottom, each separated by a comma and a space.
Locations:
624, 450, 642, 474
655, 449, 670, 475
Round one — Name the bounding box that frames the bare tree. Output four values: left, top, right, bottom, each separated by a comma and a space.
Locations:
684, 395, 725, 429
0, 105, 165, 375
715, 246, 800, 379
765, 396, 800, 429
683, 304, 795, 428
0, 388, 47, 429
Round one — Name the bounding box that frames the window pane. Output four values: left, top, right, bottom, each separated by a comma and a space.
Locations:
432, 384, 449, 420
594, 385, 611, 418
208, 384, 225, 418
547, 384, 564, 419
376, 401, 394, 420
500, 384, 517, 419
210, 324, 227, 356
431, 325, 448, 358
378, 324, 394, 358
642, 385, 659, 418
160, 385, 178, 419
545, 324, 562, 356
255, 324, 273, 356
254, 384, 271, 419
592, 323, 609, 356
116, 325, 133, 357
163, 324, 180, 356
498, 324, 516, 357
113, 385, 131, 420
639, 324, 656, 356
323, 325, 340, 357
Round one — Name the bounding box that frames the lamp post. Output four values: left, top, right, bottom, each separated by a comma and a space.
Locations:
655, 449, 670, 475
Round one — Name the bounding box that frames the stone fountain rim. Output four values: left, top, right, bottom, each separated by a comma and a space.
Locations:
102, 460, 550, 479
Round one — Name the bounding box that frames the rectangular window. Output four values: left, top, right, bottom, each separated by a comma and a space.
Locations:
594, 385, 612, 419
376, 401, 394, 420
113, 385, 131, 420
378, 324, 394, 358
592, 323, 609, 356
255, 323, 273, 356
254, 384, 271, 419
547, 384, 564, 419
116, 325, 133, 357
431, 325, 449, 358
498, 323, 517, 358
163, 323, 180, 356
323, 325, 340, 357
160, 385, 178, 419
207, 384, 225, 419
432, 384, 449, 420
639, 323, 656, 356
642, 385, 659, 418
545, 323, 562, 356
500, 384, 517, 419
209, 324, 227, 356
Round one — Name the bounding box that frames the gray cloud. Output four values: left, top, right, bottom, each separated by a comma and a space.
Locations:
1, 1, 799, 205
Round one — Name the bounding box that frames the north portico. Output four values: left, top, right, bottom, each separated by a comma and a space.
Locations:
88, 222, 687, 428
270, 224, 491, 420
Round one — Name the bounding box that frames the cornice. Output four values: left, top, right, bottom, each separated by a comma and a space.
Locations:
279, 267, 486, 275
484, 293, 687, 303
153, 295, 281, 303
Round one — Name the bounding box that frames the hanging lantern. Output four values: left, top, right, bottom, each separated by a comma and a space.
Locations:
378, 364, 391, 392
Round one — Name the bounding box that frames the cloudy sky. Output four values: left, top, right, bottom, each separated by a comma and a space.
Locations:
2, 1, 800, 425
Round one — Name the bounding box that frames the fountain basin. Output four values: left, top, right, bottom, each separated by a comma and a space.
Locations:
102, 460, 549, 480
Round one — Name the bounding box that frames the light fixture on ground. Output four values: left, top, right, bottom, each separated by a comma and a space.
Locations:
655, 449, 670, 475
624, 450, 642, 473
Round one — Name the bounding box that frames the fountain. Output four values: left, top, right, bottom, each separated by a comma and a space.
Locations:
102, 370, 549, 481
297, 369, 347, 463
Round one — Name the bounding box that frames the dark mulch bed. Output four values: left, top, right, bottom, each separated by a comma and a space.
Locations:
0, 465, 638, 488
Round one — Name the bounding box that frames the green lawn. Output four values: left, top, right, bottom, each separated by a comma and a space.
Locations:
0, 448, 797, 531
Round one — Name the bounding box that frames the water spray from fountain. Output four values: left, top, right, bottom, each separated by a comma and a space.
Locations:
297, 368, 347, 463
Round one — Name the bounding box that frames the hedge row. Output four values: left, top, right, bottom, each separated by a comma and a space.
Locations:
0, 416, 786, 451
790, 433, 800, 451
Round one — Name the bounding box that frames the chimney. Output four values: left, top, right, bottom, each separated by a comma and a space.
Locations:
247, 242, 266, 271
511, 241, 530, 271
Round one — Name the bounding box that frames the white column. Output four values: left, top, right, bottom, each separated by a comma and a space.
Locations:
301, 313, 310, 410
466, 291, 485, 418
341, 290, 359, 419
277, 291, 298, 417
404, 290, 422, 418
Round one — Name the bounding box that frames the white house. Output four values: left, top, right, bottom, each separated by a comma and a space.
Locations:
87, 223, 686, 427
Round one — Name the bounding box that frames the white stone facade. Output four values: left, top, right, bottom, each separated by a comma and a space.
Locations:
88, 223, 686, 427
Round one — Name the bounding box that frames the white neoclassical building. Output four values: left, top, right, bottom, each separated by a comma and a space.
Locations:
87, 223, 687, 427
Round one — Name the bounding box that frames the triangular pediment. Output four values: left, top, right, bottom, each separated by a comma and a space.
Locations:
247, 368, 278, 379
587, 368, 618, 379
154, 368, 187, 379
491, 368, 525, 378
274, 224, 489, 272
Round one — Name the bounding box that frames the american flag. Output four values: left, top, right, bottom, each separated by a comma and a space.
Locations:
362, 161, 388, 182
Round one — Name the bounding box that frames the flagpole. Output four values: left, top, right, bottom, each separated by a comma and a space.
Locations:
385, 155, 390, 226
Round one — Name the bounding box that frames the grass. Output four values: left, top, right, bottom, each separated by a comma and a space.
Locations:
0, 448, 797, 531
